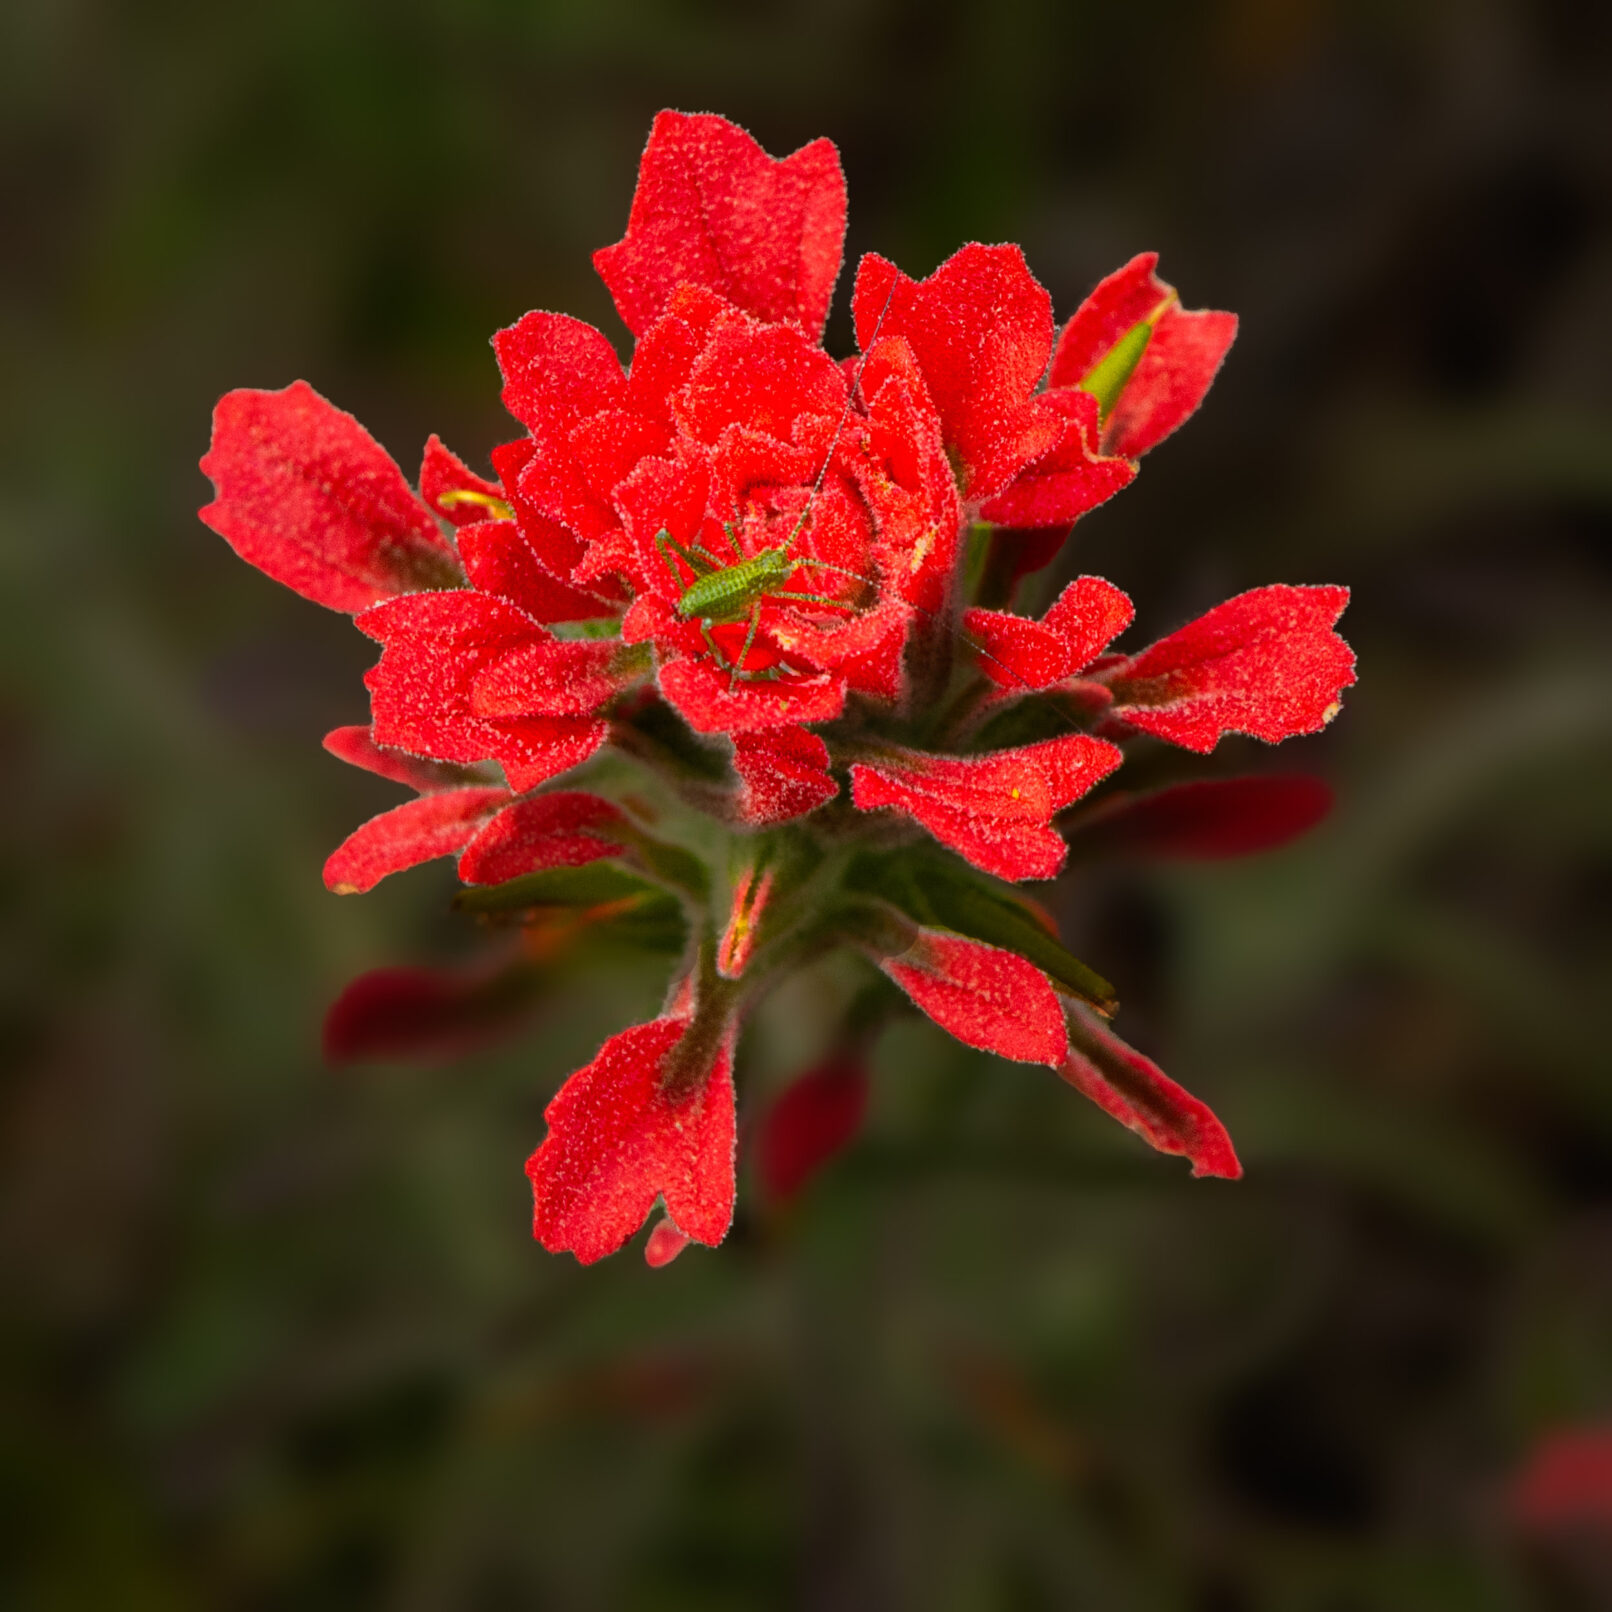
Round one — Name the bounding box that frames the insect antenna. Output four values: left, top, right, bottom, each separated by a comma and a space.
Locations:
782, 278, 899, 554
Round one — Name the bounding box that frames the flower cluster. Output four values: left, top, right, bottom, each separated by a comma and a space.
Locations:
202, 111, 1355, 1265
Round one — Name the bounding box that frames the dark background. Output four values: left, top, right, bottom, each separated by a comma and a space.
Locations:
4, 1, 1611, 1606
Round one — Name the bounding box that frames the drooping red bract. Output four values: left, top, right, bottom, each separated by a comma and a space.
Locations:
201, 383, 463, 611
526, 1015, 737, 1264
1060, 1004, 1240, 1179
850, 735, 1123, 880
880, 930, 1069, 1067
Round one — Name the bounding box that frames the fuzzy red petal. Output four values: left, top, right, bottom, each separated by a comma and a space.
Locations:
359, 591, 609, 788
457, 791, 626, 884
1104, 585, 1355, 753
1049, 253, 1236, 458
850, 735, 1123, 881
323, 787, 509, 894
493, 311, 626, 444
1059, 1003, 1240, 1179
757, 1051, 869, 1203
456, 519, 610, 625
526, 1016, 737, 1264
1070, 775, 1333, 860
321, 724, 492, 793
882, 931, 1068, 1066
200, 382, 461, 612
471, 637, 637, 719
678, 316, 845, 447
593, 110, 846, 340
419, 435, 505, 525
659, 656, 845, 735
851, 245, 1059, 502
978, 388, 1137, 529
730, 725, 838, 824
964, 576, 1135, 691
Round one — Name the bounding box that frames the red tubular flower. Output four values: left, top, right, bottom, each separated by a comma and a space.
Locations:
756, 1050, 870, 1204
526, 1014, 737, 1265
1059, 1004, 1240, 1178
1049, 252, 1238, 459
201, 383, 463, 611
204, 107, 1361, 1262
850, 736, 1123, 881
1100, 585, 1356, 752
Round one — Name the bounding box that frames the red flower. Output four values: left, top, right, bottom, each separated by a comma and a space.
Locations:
203, 108, 1360, 1262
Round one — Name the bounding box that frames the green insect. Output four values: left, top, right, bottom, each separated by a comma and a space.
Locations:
654, 518, 869, 687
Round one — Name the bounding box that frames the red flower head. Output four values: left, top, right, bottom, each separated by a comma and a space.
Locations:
202, 110, 1357, 1262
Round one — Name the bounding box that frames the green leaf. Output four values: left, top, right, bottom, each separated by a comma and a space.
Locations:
845, 848, 1118, 1014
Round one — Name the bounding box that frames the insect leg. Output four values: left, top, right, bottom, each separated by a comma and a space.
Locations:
655, 530, 715, 591
699, 618, 733, 673
729, 601, 763, 690
770, 590, 858, 609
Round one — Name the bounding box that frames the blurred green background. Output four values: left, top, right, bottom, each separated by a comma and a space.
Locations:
3, 0, 1611, 1606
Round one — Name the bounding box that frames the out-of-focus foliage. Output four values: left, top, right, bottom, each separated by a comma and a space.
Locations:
2, 0, 1610, 1606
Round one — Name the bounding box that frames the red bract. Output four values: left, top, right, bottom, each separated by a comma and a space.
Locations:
456, 792, 627, 885
1101, 585, 1356, 752
1067, 775, 1333, 860
324, 787, 509, 895
850, 736, 1123, 880
757, 1051, 870, 1204
730, 726, 837, 824
323, 955, 540, 1065
201, 383, 463, 611
526, 1015, 736, 1264
964, 576, 1135, 691
594, 110, 847, 341
879, 930, 1069, 1067
1060, 1004, 1241, 1179
1049, 252, 1238, 459
205, 107, 1359, 1262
